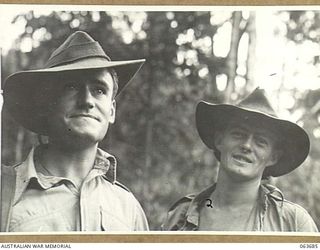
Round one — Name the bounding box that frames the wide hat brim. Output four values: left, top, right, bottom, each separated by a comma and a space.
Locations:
3, 58, 145, 135
196, 101, 310, 177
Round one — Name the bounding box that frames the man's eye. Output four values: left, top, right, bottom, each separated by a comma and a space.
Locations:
231, 131, 245, 138
64, 82, 78, 91
93, 87, 106, 95
255, 137, 268, 147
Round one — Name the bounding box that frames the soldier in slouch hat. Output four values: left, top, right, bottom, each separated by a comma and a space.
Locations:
162, 88, 317, 232
1, 31, 149, 232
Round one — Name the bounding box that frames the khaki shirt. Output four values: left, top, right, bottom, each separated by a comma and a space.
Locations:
162, 184, 318, 232
1, 147, 149, 232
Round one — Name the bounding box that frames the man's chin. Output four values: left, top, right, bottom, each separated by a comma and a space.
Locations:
63, 129, 106, 144
228, 169, 262, 182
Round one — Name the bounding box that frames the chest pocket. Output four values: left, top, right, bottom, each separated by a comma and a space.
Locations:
100, 208, 132, 231
9, 210, 72, 232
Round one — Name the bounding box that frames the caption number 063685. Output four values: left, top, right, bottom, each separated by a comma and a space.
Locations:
300, 244, 318, 248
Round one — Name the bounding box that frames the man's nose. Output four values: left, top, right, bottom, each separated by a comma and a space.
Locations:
77, 85, 94, 109
240, 135, 253, 152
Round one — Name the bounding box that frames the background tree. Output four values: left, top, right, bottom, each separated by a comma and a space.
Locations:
272, 10, 320, 230
1, 10, 319, 229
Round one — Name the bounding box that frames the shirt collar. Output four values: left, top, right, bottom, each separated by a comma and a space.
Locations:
184, 182, 284, 228
185, 183, 217, 227
13, 146, 117, 204
95, 147, 117, 184
14, 148, 38, 204
259, 183, 284, 208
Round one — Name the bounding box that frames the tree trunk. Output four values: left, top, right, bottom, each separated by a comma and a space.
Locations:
210, 36, 220, 102
246, 12, 257, 90
225, 11, 243, 104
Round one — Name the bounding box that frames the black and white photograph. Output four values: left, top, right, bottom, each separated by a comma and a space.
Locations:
0, 4, 320, 237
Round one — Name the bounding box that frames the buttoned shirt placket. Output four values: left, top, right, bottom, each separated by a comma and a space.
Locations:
79, 181, 87, 231
79, 153, 112, 231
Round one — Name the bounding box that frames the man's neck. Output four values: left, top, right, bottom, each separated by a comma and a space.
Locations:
212, 170, 261, 208
38, 142, 99, 186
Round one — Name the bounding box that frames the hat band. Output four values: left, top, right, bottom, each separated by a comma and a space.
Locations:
45, 41, 110, 68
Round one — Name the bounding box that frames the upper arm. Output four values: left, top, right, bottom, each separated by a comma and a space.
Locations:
133, 198, 149, 231
295, 206, 318, 232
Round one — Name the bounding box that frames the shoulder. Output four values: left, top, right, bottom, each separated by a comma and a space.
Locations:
97, 178, 148, 230
161, 193, 196, 231
162, 184, 216, 230
1, 163, 21, 176
168, 194, 195, 213
264, 183, 310, 215
101, 177, 145, 210
110, 180, 143, 205
280, 200, 318, 231
102, 177, 134, 199
114, 180, 132, 193
167, 184, 216, 213
100, 178, 144, 209
2, 148, 35, 176
264, 184, 309, 214
264, 184, 318, 232
280, 199, 314, 220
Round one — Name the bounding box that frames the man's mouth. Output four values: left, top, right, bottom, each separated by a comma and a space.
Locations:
69, 114, 100, 121
232, 154, 253, 164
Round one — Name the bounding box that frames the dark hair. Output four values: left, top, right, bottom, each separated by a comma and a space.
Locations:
109, 68, 119, 99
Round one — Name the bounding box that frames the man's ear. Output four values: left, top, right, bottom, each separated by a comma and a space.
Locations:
109, 100, 116, 124
266, 149, 283, 168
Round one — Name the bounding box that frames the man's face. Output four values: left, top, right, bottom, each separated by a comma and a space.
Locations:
46, 68, 116, 145
215, 121, 280, 182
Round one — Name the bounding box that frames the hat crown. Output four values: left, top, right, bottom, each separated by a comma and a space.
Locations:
49, 31, 95, 59
237, 88, 278, 118
45, 31, 109, 68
